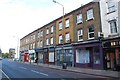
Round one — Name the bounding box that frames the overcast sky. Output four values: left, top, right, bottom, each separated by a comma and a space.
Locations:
0, 0, 93, 53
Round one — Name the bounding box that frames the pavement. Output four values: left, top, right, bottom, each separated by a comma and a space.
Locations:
21, 61, 120, 78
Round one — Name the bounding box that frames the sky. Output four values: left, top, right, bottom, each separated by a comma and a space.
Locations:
0, 0, 93, 54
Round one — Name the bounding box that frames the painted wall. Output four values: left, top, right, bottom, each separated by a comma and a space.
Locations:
99, 0, 119, 37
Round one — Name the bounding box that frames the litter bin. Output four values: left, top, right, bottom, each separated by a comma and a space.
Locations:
116, 64, 120, 71
62, 63, 67, 69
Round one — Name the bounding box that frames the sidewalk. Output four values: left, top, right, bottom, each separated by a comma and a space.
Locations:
22, 61, 120, 78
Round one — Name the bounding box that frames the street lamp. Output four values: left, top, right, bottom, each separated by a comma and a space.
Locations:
53, 0, 64, 22
53, 0, 66, 67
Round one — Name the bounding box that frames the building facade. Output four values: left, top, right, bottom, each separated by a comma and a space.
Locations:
20, 1, 120, 70
99, 0, 120, 70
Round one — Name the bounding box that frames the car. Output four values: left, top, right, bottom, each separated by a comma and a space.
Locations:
0, 57, 2, 60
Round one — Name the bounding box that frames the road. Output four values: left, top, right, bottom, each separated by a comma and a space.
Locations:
1, 59, 115, 80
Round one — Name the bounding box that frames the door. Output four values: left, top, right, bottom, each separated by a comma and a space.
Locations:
106, 50, 116, 70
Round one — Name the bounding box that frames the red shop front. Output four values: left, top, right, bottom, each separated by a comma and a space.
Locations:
24, 53, 29, 62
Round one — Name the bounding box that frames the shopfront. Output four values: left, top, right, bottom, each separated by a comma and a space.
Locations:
73, 41, 104, 70
48, 47, 55, 64
55, 45, 74, 67
35, 48, 44, 63
28, 50, 35, 63
43, 48, 49, 64
103, 37, 120, 71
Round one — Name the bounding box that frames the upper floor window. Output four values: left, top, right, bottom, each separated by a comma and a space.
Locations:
46, 39, 49, 45
40, 40, 43, 47
33, 43, 35, 49
87, 9, 94, 20
77, 14, 82, 24
107, 1, 115, 13
109, 20, 117, 33
88, 25, 94, 39
51, 26, 54, 33
77, 29, 83, 41
59, 35, 63, 44
59, 22, 62, 30
40, 30, 43, 37
38, 31, 40, 38
50, 37, 53, 45
65, 33, 70, 43
65, 19, 70, 28
46, 28, 49, 34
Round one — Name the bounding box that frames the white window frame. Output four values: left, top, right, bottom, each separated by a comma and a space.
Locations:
51, 26, 54, 33
109, 20, 117, 34
38, 31, 40, 38
88, 26, 94, 39
40, 30, 43, 37
87, 9, 94, 20
65, 19, 70, 28
77, 14, 82, 24
65, 33, 70, 43
46, 39, 49, 45
59, 35, 63, 44
51, 37, 53, 45
59, 22, 62, 30
107, 1, 115, 13
46, 28, 49, 34
77, 29, 83, 41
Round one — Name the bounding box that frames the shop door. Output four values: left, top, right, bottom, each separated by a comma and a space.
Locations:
106, 51, 115, 70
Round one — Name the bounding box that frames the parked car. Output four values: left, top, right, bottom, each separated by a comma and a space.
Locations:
0, 57, 2, 60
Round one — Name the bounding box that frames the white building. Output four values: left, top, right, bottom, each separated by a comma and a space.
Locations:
99, 0, 120, 38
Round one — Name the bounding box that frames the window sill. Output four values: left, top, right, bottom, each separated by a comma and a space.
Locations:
106, 10, 116, 15
76, 22, 83, 25
86, 18, 94, 21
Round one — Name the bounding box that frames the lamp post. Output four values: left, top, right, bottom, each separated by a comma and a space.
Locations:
53, 0, 66, 68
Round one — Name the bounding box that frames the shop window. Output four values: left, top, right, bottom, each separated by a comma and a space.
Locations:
93, 47, 100, 64
49, 52, 54, 62
76, 49, 90, 63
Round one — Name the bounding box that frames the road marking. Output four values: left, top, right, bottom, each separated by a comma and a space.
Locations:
31, 70, 39, 74
19, 67, 27, 70
31, 70, 48, 76
39, 72, 48, 76
0, 69, 11, 80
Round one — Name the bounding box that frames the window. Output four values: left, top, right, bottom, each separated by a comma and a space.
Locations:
51, 37, 53, 45
93, 47, 100, 64
40, 31, 43, 37
77, 14, 82, 24
87, 9, 94, 20
109, 20, 117, 33
46, 28, 49, 34
65, 19, 69, 28
38, 31, 40, 38
59, 22, 62, 30
33, 43, 35, 49
37, 41, 40, 48
65, 33, 70, 43
46, 39, 49, 45
88, 26, 94, 39
51, 26, 54, 33
40, 40, 43, 47
59, 35, 63, 44
77, 29, 83, 41
76, 49, 90, 63
107, 1, 115, 13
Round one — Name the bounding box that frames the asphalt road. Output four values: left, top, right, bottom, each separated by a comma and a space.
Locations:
1, 59, 116, 80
